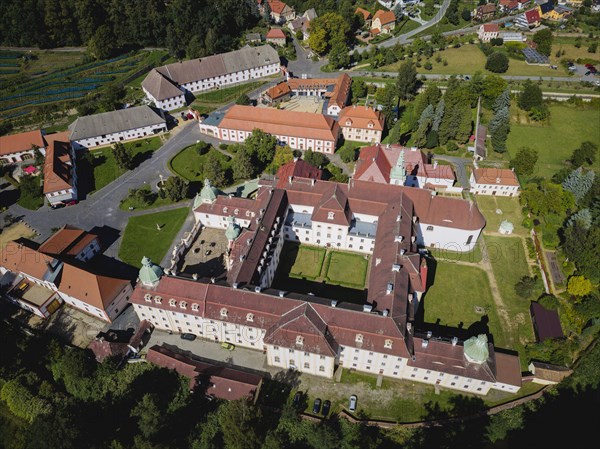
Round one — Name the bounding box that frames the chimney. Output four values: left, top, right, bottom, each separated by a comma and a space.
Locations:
288, 175, 293, 184
433, 160, 438, 169
311, 179, 316, 186
451, 337, 458, 346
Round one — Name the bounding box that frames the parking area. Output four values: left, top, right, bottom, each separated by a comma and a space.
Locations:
569, 63, 600, 83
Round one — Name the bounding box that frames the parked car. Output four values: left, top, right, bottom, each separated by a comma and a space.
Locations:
64, 200, 78, 206
348, 395, 357, 412
187, 113, 194, 119
221, 342, 235, 351
50, 203, 65, 210
585, 71, 592, 76
312, 398, 322, 414
321, 400, 331, 416
585, 63, 593, 69
205, 249, 211, 256
180, 333, 196, 341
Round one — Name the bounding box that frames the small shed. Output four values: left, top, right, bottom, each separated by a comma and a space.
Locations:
528, 360, 572, 385
530, 301, 564, 342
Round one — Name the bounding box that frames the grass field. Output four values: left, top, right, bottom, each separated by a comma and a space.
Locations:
423, 261, 507, 347
429, 241, 483, 263
506, 104, 600, 179
289, 245, 326, 279
476, 196, 528, 237
484, 235, 536, 347
91, 136, 164, 192
119, 208, 189, 267
17, 191, 44, 210
168, 145, 231, 182
324, 251, 369, 289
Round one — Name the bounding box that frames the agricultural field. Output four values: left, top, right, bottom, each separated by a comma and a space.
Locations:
0, 50, 167, 123
506, 104, 600, 179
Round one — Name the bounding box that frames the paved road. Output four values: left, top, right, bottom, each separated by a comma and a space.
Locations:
4, 121, 203, 257
433, 154, 472, 189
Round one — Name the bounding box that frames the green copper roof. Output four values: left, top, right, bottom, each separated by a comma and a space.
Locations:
139, 256, 163, 286
199, 179, 219, 202
463, 334, 489, 364
225, 216, 241, 241
390, 149, 406, 181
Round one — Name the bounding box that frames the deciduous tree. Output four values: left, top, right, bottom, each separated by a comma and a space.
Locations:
567, 276, 593, 297
510, 147, 538, 176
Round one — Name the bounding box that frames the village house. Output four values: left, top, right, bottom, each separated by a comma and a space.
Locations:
266, 28, 287, 46
259, 0, 296, 23
130, 166, 522, 395
478, 23, 500, 42
141, 45, 280, 109
474, 3, 497, 21
245, 32, 262, 44
69, 106, 167, 150
264, 82, 292, 104
0, 227, 132, 322
353, 144, 456, 190
43, 132, 77, 206
516, 8, 542, 28
287, 8, 317, 40
469, 167, 521, 196
355, 7, 372, 27
0, 129, 46, 165
200, 105, 340, 154
338, 105, 385, 144
499, 0, 520, 12
371, 9, 396, 35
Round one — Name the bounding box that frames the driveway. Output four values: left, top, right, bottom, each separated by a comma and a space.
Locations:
433, 154, 471, 189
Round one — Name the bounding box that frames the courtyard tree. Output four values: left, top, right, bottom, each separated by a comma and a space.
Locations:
303, 150, 329, 168
337, 142, 358, 163
202, 152, 227, 187
162, 176, 188, 202
485, 52, 509, 73
232, 147, 256, 180
510, 147, 538, 176
245, 129, 277, 167
112, 142, 134, 170
267, 145, 294, 173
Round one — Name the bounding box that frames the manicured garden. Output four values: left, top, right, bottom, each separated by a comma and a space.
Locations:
118, 207, 189, 268
429, 242, 483, 263
423, 261, 507, 347
323, 250, 369, 289
90, 136, 164, 192
193, 81, 265, 104
168, 145, 232, 182
288, 245, 326, 280
506, 104, 600, 179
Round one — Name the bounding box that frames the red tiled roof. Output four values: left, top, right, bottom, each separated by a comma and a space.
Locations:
477, 3, 497, 14
373, 9, 396, 26
482, 23, 500, 32
525, 8, 541, 23
265, 82, 292, 101
146, 345, 262, 401
38, 225, 99, 258
473, 168, 520, 187
268, 0, 290, 15
0, 130, 45, 157
266, 28, 286, 39
275, 159, 322, 188
43, 140, 73, 195
339, 106, 384, 131
1, 241, 59, 280
355, 7, 372, 20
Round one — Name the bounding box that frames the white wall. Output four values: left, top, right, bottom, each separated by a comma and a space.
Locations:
419, 222, 480, 252
72, 123, 167, 150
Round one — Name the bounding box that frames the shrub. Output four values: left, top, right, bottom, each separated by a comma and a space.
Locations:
486, 52, 509, 73
538, 295, 560, 311
446, 141, 459, 152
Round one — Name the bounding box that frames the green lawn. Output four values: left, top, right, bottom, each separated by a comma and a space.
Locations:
506, 104, 600, 179
119, 207, 189, 268
476, 196, 528, 237
429, 241, 483, 263
193, 81, 266, 104
423, 261, 506, 347
289, 245, 326, 280
17, 192, 44, 210
484, 235, 536, 348
91, 136, 165, 192
168, 145, 231, 182
324, 251, 369, 289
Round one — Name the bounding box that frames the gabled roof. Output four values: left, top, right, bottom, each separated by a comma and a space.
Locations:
303, 8, 317, 20
268, 0, 292, 15
265, 82, 291, 100
355, 7, 372, 20
530, 302, 564, 342
69, 106, 165, 141
1, 240, 61, 282
59, 262, 131, 311
43, 140, 73, 194
311, 184, 352, 226
339, 105, 384, 131
477, 3, 497, 13
266, 28, 286, 39
525, 8, 541, 22
0, 130, 45, 156
473, 168, 520, 187
142, 69, 184, 101
353, 145, 392, 183
482, 23, 500, 32
38, 225, 98, 258
373, 9, 396, 25
264, 303, 337, 356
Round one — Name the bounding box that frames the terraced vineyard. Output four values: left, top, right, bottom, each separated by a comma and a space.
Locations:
0, 50, 167, 122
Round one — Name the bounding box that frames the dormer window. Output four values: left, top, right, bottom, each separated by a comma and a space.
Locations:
327, 212, 335, 220
154, 296, 162, 304
234, 208, 239, 215
384, 339, 393, 349
180, 301, 187, 309
496, 177, 501, 184
220, 307, 228, 318
223, 207, 228, 213
144, 294, 152, 302
246, 313, 254, 322
368, 121, 374, 128
355, 334, 363, 344
191, 303, 199, 311
296, 335, 304, 345
345, 120, 352, 126
168, 298, 176, 307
